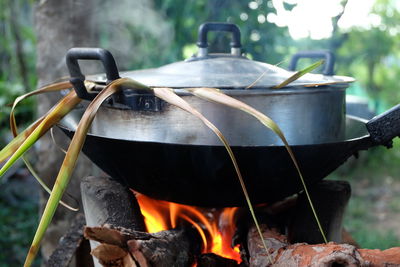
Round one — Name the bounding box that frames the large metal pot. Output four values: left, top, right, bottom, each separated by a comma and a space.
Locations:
59, 22, 400, 207
66, 22, 354, 147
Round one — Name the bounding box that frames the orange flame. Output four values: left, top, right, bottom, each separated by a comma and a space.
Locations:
135, 192, 241, 263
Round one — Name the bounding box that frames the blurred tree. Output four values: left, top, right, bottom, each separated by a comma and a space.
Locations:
34, 0, 97, 263
0, 0, 36, 145
336, 0, 400, 110
153, 0, 291, 64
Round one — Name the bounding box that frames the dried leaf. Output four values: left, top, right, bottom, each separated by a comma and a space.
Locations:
0, 118, 44, 163
0, 90, 81, 178
23, 78, 146, 266
1, 82, 73, 163
187, 87, 328, 244
9, 81, 72, 135
8, 81, 79, 211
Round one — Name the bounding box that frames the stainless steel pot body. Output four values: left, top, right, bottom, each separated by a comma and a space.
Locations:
58, 109, 400, 207
71, 86, 347, 146
61, 23, 357, 206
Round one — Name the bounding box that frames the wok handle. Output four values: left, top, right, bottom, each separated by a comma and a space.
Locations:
196, 22, 242, 57
66, 47, 120, 100
289, 51, 335, 76
366, 104, 400, 147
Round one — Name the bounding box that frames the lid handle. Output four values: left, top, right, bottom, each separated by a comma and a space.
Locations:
66, 47, 120, 100
289, 51, 335, 76
196, 22, 242, 57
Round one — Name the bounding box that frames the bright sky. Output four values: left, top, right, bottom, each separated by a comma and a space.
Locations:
266, 0, 376, 40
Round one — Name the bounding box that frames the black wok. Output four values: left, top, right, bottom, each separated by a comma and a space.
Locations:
59, 104, 400, 207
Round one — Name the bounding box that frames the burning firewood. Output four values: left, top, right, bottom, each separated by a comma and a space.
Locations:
82, 175, 203, 266
127, 227, 201, 267
85, 225, 201, 267
81, 176, 146, 231
80, 176, 400, 267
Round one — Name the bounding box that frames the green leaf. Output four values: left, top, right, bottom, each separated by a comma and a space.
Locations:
272, 60, 324, 89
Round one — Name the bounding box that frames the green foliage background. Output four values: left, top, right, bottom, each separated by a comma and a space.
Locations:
0, 0, 400, 263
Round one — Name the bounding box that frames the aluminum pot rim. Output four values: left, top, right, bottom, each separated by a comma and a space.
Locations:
170, 83, 349, 96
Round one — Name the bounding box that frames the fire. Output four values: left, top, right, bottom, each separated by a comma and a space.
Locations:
135, 192, 242, 263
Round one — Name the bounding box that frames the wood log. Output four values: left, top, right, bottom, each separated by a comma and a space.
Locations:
127, 227, 201, 267
46, 213, 88, 267
80, 176, 146, 231
81, 176, 146, 266
84, 225, 153, 248
84, 225, 201, 267
246, 223, 400, 267
91, 243, 137, 267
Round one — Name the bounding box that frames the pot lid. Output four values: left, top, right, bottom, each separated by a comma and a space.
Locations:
116, 22, 354, 88
72, 22, 354, 99
117, 54, 354, 89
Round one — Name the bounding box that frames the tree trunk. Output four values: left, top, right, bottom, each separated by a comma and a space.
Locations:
34, 0, 98, 262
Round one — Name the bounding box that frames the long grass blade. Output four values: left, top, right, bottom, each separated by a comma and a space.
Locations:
246, 59, 287, 89
0, 81, 73, 163
0, 91, 81, 178
188, 87, 328, 244
23, 156, 79, 211
8, 81, 78, 211
9, 81, 72, 134
23, 78, 146, 266
272, 60, 324, 89
50, 127, 67, 154
0, 117, 44, 163
149, 87, 273, 263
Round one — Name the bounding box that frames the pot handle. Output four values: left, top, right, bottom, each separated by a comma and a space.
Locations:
366, 104, 400, 147
66, 47, 120, 100
196, 22, 241, 57
289, 51, 335, 76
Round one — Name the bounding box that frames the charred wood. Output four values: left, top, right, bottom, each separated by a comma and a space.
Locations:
81, 176, 146, 266
84, 225, 152, 249
46, 213, 87, 267
197, 253, 239, 267
81, 174, 202, 267
85, 225, 201, 267
91, 243, 137, 267
127, 227, 201, 267
81, 176, 146, 231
